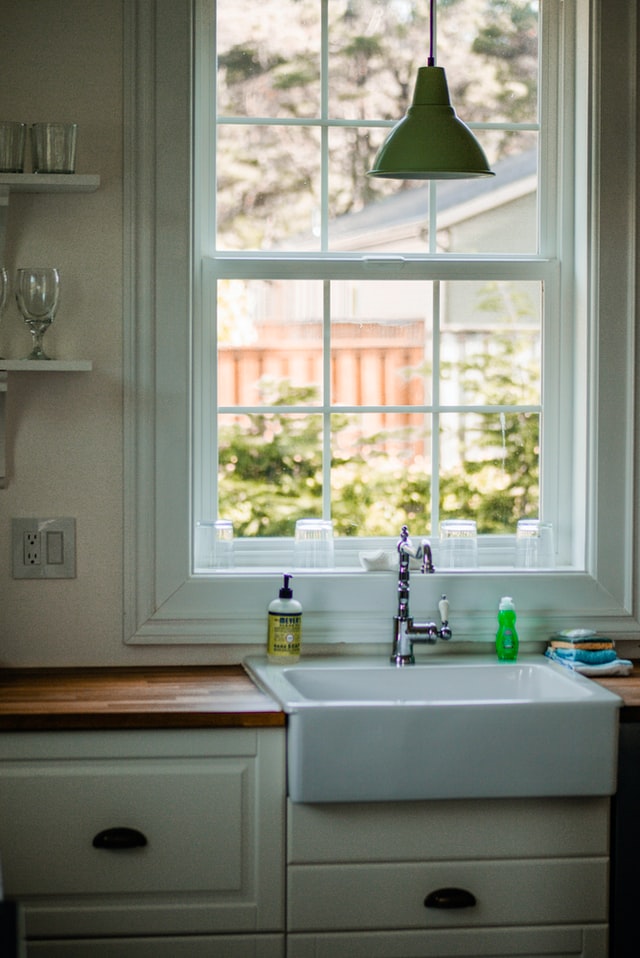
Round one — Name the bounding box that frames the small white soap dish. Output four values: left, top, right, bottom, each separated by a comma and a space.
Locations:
358, 549, 398, 572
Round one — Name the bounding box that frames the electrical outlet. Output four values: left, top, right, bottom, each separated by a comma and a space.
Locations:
23, 531, 41, 566
12, 518, 76, 579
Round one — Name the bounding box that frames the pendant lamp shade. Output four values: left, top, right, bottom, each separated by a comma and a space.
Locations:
368, 66, 495, 180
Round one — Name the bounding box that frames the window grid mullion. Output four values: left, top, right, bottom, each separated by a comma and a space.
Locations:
320, 0, 329, 252
323, 279, 332, 519
431, 280, 441, 535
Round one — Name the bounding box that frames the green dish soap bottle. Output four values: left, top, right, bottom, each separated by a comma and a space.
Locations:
496, 596, 519, 661
267, 574, 302, 663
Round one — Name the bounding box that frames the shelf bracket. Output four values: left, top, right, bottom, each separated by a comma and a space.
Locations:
0, 186, 8, 267
0, 370, 7, 488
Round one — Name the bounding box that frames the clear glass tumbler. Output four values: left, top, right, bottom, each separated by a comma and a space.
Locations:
439, 518, 478, 569
294, 518, 334, 569
515, 519, 555, 568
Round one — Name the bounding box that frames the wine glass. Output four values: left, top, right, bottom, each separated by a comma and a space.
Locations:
0, 266, 7, 359
15, 267, 60, 360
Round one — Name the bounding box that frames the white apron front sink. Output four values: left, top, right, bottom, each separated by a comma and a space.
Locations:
244, 654, 622, 803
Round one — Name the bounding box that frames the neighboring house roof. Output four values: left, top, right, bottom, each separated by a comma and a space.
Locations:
328, 147, 537, 250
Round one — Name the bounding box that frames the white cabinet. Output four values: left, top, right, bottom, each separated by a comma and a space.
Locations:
0, 728, 286, 957
287, 797, 611, 958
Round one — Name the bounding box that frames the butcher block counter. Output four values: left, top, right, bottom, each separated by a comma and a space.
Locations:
594, 664, 640, 721
0, 665, 285, 730
0, 661, 638, 731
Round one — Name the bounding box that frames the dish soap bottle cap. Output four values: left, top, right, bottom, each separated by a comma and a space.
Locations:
499, 596, 514, 610
280, 574, 293, 599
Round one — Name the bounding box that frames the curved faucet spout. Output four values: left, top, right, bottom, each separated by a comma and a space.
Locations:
391, 525, 452, 665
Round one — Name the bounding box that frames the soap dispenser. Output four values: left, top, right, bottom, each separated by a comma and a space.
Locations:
267, 574, 302, 662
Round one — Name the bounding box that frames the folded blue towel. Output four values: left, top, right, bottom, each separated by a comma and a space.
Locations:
549, 647, 618, 665
545, 648, 633, 676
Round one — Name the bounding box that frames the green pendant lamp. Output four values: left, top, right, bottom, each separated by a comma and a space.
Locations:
368, 0, 494, 180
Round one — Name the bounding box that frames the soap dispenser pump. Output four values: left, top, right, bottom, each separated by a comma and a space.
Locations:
267, 574, 302, 662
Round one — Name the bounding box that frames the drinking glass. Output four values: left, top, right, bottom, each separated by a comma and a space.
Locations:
515, 519, 555, 568
195, 519, 234, 570
0, 266, 7, 358
0, 121, 26, 172
31, 122, 77, 174
294, 518, 334, 569
15, 267, 60, 360
439, 519, 478, 569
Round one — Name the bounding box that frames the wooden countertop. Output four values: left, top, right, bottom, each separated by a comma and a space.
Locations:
0, 663, 639, 732
594, 665, 640, 721
0, 666, 285, 731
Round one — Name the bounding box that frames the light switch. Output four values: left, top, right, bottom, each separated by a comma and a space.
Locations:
46, 530, 64, 565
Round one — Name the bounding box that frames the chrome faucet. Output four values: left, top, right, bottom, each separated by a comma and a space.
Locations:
391, 525, 452, 666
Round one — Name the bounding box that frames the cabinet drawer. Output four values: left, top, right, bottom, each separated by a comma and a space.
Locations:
287, 925, 608, 958
2, 758, 249, 896
27, 935, 284, 957
288, 858, 608, 932
288, 797, 610, 864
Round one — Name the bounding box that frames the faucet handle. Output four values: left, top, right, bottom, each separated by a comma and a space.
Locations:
439, 594, 452, 640
438, 595, 449, 623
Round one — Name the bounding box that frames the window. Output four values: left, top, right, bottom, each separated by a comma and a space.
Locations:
124, 0, 639, 648
197, 0, 550, 565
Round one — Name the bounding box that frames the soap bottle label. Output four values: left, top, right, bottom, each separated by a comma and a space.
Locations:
502, 628, 514, 650
267, 612, 301, 658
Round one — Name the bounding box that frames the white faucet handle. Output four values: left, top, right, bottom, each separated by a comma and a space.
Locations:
439, 595, 449, 623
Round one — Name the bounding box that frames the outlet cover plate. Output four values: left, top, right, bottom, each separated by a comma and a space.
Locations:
12, 518, 76, 579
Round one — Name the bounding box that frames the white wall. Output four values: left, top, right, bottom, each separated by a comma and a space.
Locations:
0, 0, 136, 666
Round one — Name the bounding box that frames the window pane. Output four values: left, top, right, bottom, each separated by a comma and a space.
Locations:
328, 127, 430, 252
327, 0, 427, 121
331, 412, 432, 535
331, 280, 432, 406
439, 0, 539, 127
440, 280, 542, 408
217, 280, 324, 406
218, 412, 324, 536
216, 125, 320, 251
438, 133, 538, 254
216, 0, 320, 118
440, 411, 540, 533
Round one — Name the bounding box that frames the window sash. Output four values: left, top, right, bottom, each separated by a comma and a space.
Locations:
197, 255, 558, 563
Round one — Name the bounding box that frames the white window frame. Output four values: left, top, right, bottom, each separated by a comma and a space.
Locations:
123, 0, 639, 652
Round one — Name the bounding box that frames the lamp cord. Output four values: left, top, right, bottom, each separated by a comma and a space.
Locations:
428, 0, 435, 66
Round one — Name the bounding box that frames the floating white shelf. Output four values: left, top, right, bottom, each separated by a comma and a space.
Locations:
0, 173, 100, 193
0, 361, 93, 487
0, 359, 92, 372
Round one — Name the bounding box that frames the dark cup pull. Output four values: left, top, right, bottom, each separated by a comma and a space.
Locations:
92, 827, 148, 850
424, 887, 477, 909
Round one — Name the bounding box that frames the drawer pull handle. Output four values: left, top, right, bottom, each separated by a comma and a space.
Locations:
92, 827, 148, 850
424, 887, 477, 910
